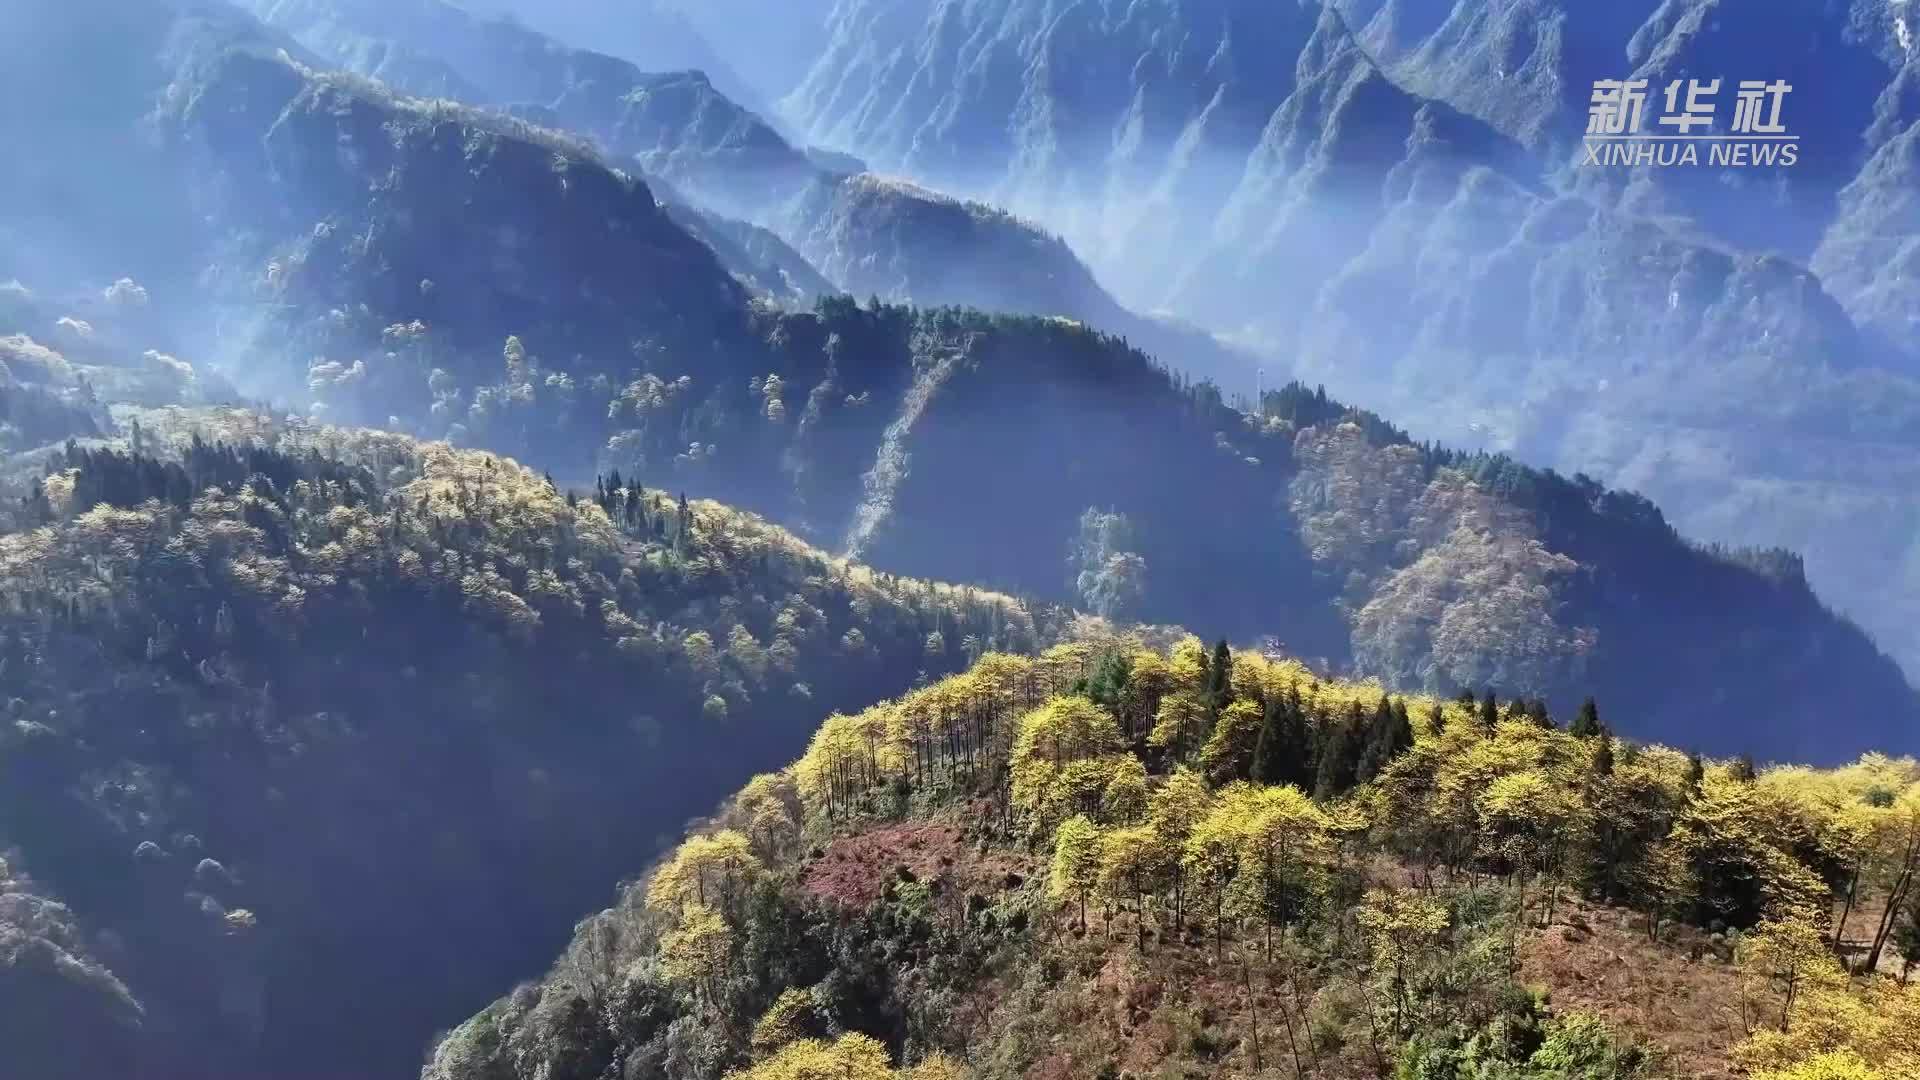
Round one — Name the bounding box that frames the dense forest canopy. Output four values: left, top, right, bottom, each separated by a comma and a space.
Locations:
0, 0, 1908, 763
429, 639, 1920, 1080
0, 413, 1059, 1078
778, 0, 1920, 694
0, 2, 1917, 1078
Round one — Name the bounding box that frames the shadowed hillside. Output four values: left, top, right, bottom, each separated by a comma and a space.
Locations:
0, 412, 1042, 1079
237, 0, 1261, 383
0, 1, 1908, 765
2, 6, 1918, 1079
782, 0, 1920, 690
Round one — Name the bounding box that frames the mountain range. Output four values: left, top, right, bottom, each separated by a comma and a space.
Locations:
1, 2, 1917, 1078
780, 0, 1920, 686
2, 0, 1908, 757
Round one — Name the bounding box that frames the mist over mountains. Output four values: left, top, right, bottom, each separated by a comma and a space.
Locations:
1, 2, 1918, 1078
0, 0, 1909, 753
779, 0, 1920, 684
237, 0, 1256, 381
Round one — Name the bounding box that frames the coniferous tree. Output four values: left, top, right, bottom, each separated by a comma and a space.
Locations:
1314, 704, 1365, 799
1592, 731, 1616, 776
1087, 652, 1131, 715
1570, 698, 1604, 739
1252, 695, 1311, 790
1386, 700, 1414, 758
1206, 639, 1234, 717
1731, 754, 1757, 783
1478, 690, 1499, 734
1685, 753, 1706, 795
1524, 698, 1553, 729
1355, 695, 1399, 784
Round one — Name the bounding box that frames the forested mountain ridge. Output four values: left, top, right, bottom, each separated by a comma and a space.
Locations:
781, 0, 1920, 688
0, 0, 1911, 764
242, 0, 819, 215
0, 410, 1043, 1079
460, 0, 773, 121
2, 5, 1918, 1078
234, 0, 1257, 382
425, 639, 1920, 1080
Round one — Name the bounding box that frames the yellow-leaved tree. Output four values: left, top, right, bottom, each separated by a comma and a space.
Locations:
1050, 814, 1104, 931
723, 1032, 895, 1080
1357, 888, 1451, 1040
1737, 940, 1920, 1079
1097, 823, 1168, 951
659, 902, 731, 1010
1149, 767, 1210, 930
1738, 910, 1845, 1035
1147, 636, 1210, 760
1234, 783, 1332, 957
1198, 698, 1265, 784
1478, 767, 1590, 925
646, 830, 763, 919
1184, 788, 1255, 958
1010, 696, 1125, 827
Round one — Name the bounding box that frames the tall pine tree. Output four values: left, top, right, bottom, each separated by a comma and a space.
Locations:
1592, 732, 1616, 776
1314, 703, 1365, 800
1252, 694, 1311, 790
1207, 639, 1234, 717
1570, 698, 1604, 739
1355, 695, 1400, 784
1523, 698, 1553, 729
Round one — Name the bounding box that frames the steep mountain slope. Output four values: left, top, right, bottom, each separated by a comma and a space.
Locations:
423, 641, 1920, 1080
1338, 0, 1665, 152
460, 0, 771, 119
0, 854, 146, 1080
781, 173, 1231, 367
1812, 62, 1920, 351
0, 0, 307, 293
238, 0, 1256, 381
4, 1, 1911, 762
247, 0, 819, 214
653, 0, 851, 105
5, 8, 1920, 1076
0, 413, 1038, 1080
1345, 0, 1920, 349
661, 199, 839, 307
784, 0, 1920, 685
